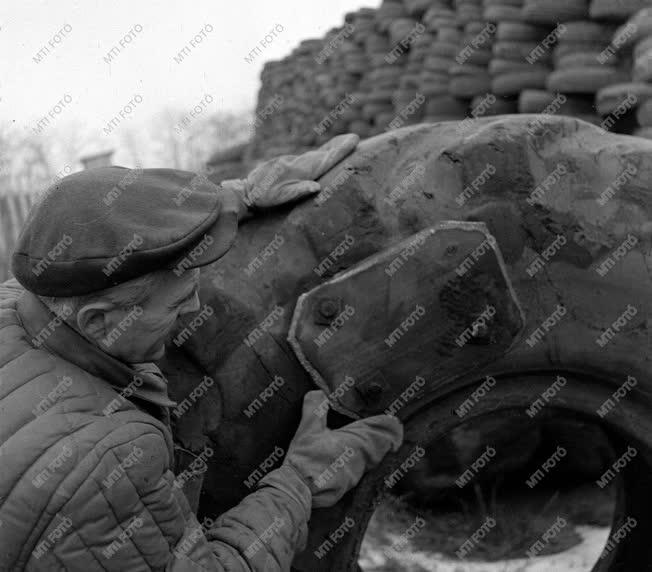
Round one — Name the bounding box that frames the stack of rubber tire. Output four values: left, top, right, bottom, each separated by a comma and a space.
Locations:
390, 0, 437, 125
353, 30, 390, 138
314, 30, 346, 147
292, 40, 322, 149
394, 0, 436, 125
487, 0, 548, 113
247, 0, 652, 160
255, 40, 329, 158
546, 20, 627, 126
630, 9, 652, 137
383, 13, 423, 130
251, 59, 297, 159
510, 0, 636, 126
450, 0, 493, 102
358, 1, 410, 135
421, 1, 468, 120
519, 0, 593, 121
590, 0, 652, 21
338, 8, 376, 138
325, 12, 369, 139
596, 6, 652, 138
376, 0, 409, 33
405, 0, 436, 15
392, 28, 431, 127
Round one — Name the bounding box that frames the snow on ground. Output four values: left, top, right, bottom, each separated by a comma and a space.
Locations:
359, 525, 610, 572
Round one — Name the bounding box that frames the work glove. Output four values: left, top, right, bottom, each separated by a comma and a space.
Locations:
222, 134, 359, 220
283, 390, 404, 508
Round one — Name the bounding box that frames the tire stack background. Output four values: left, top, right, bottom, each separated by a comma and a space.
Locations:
339, 10, 373, 137
242, 0, 652, 161
450, 1, 493, 109
421, 1, 468, 121
398, 0, 436, 123
344, 9, 377, 139
392, 16, 430, 128
294, 39, 330, 151
381, 7, 422, 131
489, 1, 550, 113
547, 21, 626, 125
362, 1, 409, 135
249, 59, 294, 159
355, 21, 391, 138
610, 7, 652, 138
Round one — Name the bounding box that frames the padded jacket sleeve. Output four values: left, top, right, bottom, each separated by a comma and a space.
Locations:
29, 422, 311, 572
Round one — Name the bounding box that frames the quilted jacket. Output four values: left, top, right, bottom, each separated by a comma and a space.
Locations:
0, 280, 312, 571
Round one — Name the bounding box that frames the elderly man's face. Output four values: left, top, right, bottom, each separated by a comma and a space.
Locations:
88, 269, 201, 363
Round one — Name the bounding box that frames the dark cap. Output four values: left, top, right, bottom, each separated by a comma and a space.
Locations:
12, 166, 240, 296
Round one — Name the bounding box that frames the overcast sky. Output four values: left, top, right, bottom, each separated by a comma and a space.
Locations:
0, 0, 372, 132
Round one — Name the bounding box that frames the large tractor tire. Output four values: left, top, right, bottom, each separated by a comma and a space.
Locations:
163, 114, 652, 571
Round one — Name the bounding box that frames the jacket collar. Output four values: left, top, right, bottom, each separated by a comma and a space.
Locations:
16, 290, 177, 409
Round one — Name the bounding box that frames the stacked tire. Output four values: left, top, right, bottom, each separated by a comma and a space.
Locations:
354, 30, 392, 137
319, 26, 363, 141
376, 0, 408, 33
595, 8, 652, 137
522, 0, 590, 23
390, 19, 429, 129
251, 62, 282, 158
450, 0, 493, 99
355, 7, 401, 137
518, 87, 596, 120
590, 0, 652, 21
248, 0, 652, 161
404, 0, 433, 18
362, 36, 405, 135
627, 9, 652, 137
325, 14, 368, 139
546, 22, 626, 105
289, 41, 325, 150
486, 0, 548, 113
253, 58, 307, 159
422, 1, 469, 121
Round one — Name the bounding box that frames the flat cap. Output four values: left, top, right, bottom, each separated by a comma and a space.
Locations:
12, 167, 240, 296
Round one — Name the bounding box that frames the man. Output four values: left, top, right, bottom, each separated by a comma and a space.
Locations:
0, 135, 403, 571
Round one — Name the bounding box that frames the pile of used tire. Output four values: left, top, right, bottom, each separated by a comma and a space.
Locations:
486, 0, 538, 114
450, 1, 493, 101
595, 7, 652, 138
248, 0, 652, 157
421, 1, 467, 120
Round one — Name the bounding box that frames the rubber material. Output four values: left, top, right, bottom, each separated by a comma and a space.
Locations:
547, 68, 630, 94
492, 70, 550, 94
167, 116, 652, 572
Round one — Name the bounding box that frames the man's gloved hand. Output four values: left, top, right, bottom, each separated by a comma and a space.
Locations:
283, 390, 403, 508
222, 134, 359, 220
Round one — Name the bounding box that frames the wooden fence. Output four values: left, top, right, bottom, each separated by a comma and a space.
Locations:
0, 192, 38, 282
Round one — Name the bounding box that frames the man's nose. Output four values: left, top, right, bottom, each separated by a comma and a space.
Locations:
179, 292, 201, 315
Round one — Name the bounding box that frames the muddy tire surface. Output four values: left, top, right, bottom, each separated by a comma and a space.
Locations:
164, 115, 652, 571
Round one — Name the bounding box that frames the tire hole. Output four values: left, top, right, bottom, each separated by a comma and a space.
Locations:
358, 411, 618, 571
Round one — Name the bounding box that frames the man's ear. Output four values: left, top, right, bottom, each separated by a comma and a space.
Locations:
76, 301, 115, 345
